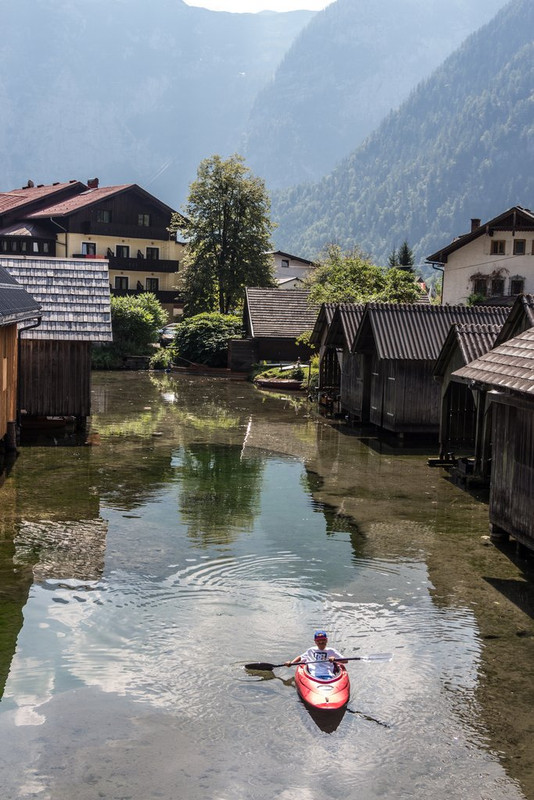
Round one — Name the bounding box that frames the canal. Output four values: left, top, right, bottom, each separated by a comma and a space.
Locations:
1, 371, 533, 800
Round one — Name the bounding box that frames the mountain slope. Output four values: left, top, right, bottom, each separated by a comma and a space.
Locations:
272, 0, 534, 267
0, 0, 313, 205
243, 0, 508, 190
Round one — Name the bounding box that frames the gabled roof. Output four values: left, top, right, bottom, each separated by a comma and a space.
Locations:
452, 327, 534, 396
493, 294, 534, 346
426, 206, 534, 263
268, 250, 315, 266
434, 322, 504, 378
0, 266, 41, 326
0, 181, 86, 216
244, 288, 318, 339
309, 302, 338, 345
2, 257, 112, 342
351, 303, 510, 361
324, 303, 366, 349
27, 183, 177, 218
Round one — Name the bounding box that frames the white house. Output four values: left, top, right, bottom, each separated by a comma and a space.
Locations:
426, 206, 534, 305
269, 250, 315, 286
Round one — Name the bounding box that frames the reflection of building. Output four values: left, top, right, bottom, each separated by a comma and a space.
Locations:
14, 519, 107, 582
427, 207, 534, 306
0, 179, 186, 318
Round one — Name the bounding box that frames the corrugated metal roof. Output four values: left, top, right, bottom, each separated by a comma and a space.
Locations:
353, 303, 510, 360
1, 257, 112, 342
456, 322, 503, 364
309, 303, 337, 345
245, 288, 318, 339
325, 303, 366, 349
493, 294, 534, 346
0, 266, 41, 325
452, 327, 534, 396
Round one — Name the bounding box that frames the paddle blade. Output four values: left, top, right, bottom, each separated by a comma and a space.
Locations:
244, 661, 278, 671
359, 653, 392, 662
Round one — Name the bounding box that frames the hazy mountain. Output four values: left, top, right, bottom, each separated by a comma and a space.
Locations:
272, 0, 534, 269
243, 0, 508, 189
0, 0, 313, 206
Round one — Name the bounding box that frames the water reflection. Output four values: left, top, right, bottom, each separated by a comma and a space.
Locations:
174, 443, 264, 544
0, 372, 532, 800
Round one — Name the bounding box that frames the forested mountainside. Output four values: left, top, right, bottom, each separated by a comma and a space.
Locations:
243, 0, 507, 190
272, 0, 534, 269
0, 0, 312, 205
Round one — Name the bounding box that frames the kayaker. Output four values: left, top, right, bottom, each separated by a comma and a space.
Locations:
285, 630, 347, 678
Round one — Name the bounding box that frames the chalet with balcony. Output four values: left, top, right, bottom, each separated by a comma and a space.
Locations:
0, 267, 41, 450
426, 206, 534, 306
0, 179, 186, 319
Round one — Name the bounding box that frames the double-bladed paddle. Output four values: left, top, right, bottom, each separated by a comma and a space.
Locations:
244, 653, 392, 671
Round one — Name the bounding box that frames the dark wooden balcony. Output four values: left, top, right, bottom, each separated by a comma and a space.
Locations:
111, 288, 183, 304
72, 254, 180, 273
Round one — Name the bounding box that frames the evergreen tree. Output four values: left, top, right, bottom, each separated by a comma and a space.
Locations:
388, 248, 399, 267
397, 240, 415, 271
171, 154, 276, 315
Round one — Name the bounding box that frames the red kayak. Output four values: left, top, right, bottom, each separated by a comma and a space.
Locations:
295, 664, 350, 711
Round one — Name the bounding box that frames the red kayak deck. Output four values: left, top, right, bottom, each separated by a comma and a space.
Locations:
295, 664, 350, 711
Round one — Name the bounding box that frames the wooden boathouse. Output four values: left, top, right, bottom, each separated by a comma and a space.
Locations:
323, 304, 366, 419
433, 319, 508, 473
232, 288, 319, 368
350, 303, 510, 435
452, 326, 534, 551
1, 256, 112, 427
0, 267, 41, 449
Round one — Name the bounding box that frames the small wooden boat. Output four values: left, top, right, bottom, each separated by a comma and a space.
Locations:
295, 664, 350, 711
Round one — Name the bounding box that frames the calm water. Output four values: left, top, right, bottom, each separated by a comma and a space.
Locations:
1, 372, 534, 800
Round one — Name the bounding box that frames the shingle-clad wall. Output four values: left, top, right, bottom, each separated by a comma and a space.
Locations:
0, 256, 112, 342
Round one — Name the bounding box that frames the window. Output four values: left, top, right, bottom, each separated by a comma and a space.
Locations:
10, 240, 17, 252
490, 278, 505, 296
33, 241, 40, 253
137, 213, 151, 227
42, 242, 50, 254
490, 240, 505, 255
96, 209, 112, 223
114, 276, 129, 290
513, 239, 526, 255
1, 240, 7, 252
146, 278, 159, 292
473, 278, 487, 296
116, 245, 130, 258
281, 258, 289, 268
510, 277, 525, 295
81, 241, 96, 255
146, 247, 159, 260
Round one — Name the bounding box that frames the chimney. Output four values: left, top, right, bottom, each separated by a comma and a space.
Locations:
471, 218, 481, 232
87, 178, 99, 189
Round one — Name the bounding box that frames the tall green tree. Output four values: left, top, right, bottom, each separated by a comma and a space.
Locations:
306, 244, 421, 305
397, 240, 415, 271
171, 154, 276, 315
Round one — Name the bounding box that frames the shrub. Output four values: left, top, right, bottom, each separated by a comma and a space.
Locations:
173, 312, 243, 367
149, 347, 176, 370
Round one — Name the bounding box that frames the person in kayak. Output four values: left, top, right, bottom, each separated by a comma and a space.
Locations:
285, 630, 347, 678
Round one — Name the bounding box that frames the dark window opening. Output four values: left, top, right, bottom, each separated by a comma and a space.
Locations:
490, 278, 505, 296
146, 278, 159, 292
97, 209, 112, 223
82, 242, 96, 255
115, 276, 128, 290
473, 278, 487, 296
513, 239, 526, 255
116, 245, 130, 258
510, 278, 525, 295
490, 240, 505, 255
138, 213, 151, 227
146, 247, 159, 260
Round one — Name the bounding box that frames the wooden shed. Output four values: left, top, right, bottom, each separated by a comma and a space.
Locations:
433, 318, 508, 471
452, 327, 534, 551
1, 256, 112, 426
239, 288, 319, 364
323, 304, 366, 419
0, 267, 41, 449
350, 303, 510, 435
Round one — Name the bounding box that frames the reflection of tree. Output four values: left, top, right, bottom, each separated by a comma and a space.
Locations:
177, 444, 264, 545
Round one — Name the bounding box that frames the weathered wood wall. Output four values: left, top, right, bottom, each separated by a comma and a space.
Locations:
18, 340, 92, 417
340, 352, 366, 420
0, 325, 18, 441
490, 401, 534, 548
370, 359, 441, 433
